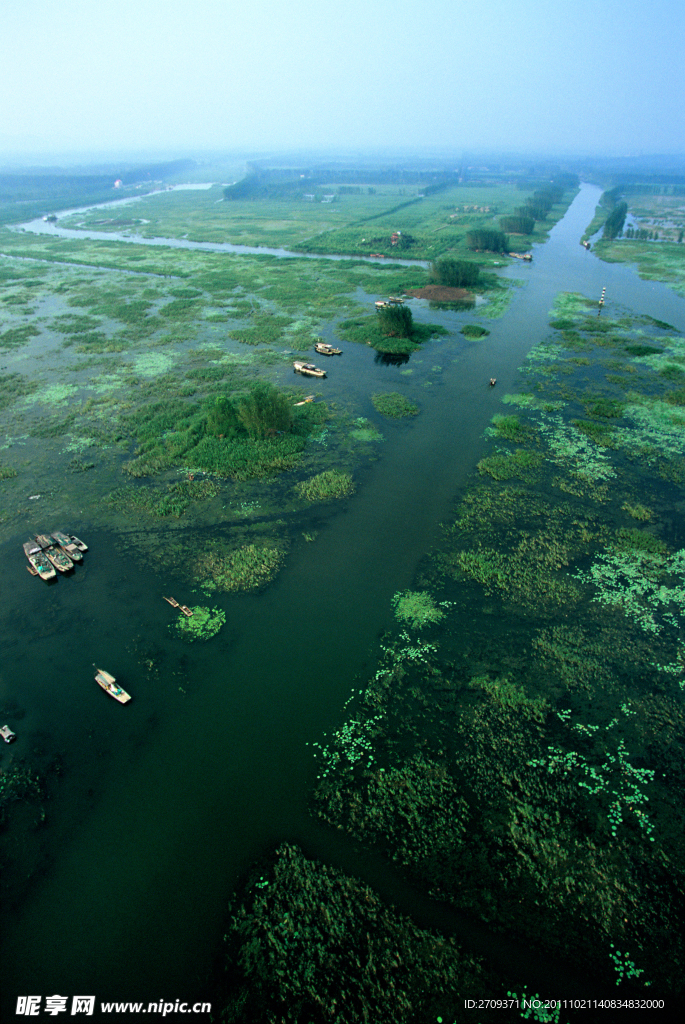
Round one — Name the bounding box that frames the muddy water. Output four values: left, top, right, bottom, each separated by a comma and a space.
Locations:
2, 184, 685, 1016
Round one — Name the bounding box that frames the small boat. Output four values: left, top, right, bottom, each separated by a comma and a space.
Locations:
179, 605, 193, 617
293, 361, 326, 378
23, 540, 57, 580
0, 725, 16, 743
35, 535, 73, 573
508, 252, 533, 262
94, 668, 131, 703
489, 378, 497, 387
69, 535, 88, 552
374, 300, 389, 309
163, 596, 180, 608
387, 296, 405, 304
51, 531, 83, 561
294, 395, 315, 406
314, 341, 342, 356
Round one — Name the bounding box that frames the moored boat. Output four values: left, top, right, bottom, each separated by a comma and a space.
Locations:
23, 540, 57, 580
0, 725, 16, 743
163, 596, 180, 608
314, 341, 342, 356
94, 668, 131, 704
34, 535, 73, 573
51, 531, 83, 561
293, 360, 326, 378
69, 535, 88, 552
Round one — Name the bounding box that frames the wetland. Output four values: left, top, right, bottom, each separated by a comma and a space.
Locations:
0, 172, 684, 1023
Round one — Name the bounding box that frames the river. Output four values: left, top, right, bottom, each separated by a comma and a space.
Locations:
1, 184, 685, 1018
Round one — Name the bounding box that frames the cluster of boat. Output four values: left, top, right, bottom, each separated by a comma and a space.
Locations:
23, 532, 88, 580
293, 339, 342, 378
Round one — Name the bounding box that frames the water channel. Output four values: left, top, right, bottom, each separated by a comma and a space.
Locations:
1, 184, 685, 1018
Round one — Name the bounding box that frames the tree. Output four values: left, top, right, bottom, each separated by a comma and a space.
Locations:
237, 382, 294, 438
377, 304, 413, 338
466, 228, 509, 253
430, 258, 480, 288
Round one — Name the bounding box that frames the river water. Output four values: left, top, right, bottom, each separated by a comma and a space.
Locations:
2, 184, 685, 1017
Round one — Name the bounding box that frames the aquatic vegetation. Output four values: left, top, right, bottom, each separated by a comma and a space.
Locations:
476, 448, 543, 481
486, 414, 532, 442
0, 323, 41, 349
370, 392, 419, 418
572, 547, 685, 637
221, 843, 486, 1024
194, 543, 285, 592
172, 605, 225, 642
349, 417, 383, 442
461, 323, 490, 338
609, 945, 649, 987
0, 465, 17, 479
391, 590, 446, 630
295, 468, 354, 501
535, 413, 616, 482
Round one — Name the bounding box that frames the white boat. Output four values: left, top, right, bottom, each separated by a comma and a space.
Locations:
94, 668, 131, 704
0, 725, 16, 743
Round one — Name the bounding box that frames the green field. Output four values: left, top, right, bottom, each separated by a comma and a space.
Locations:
58, 178, 577, 263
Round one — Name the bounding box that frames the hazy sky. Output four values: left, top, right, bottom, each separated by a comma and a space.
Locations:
2, 0, 684, 159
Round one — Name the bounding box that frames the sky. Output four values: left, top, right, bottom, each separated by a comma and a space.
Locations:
1, 0, 684, 161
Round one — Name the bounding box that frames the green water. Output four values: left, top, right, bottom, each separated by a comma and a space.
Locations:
2, 184, 685, 1016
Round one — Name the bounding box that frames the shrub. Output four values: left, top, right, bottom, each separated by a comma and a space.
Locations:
391, 590, 445, 629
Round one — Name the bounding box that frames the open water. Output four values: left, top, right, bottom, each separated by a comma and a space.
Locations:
2, 185, 685, 1017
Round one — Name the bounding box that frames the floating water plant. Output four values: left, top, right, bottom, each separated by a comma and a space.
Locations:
295, 469, 354, 501
172, 605, 225, 642
391, 590, 446, 630
609, 945, 650, 986
371, 392, 419, 418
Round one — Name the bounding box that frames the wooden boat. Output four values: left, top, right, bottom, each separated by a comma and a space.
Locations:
387, 296, 405, 304
94, 668, 131, 704
23, 540, 57, 580
69, 535, 88, 552
51, 531, 83, 561
374, 300, 389, 309
179, 605, 193, 617
508, 252, 533, 261
294, 395, 315, 406
35, 535, 73, 573
314, 341, 342, 356
163, 596, 180, 608
293, 361, 326, 378
0, 725, 16, 743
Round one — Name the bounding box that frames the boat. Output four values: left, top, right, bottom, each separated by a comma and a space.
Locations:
0, 725, 16, 743
35, 534, 73, 573
293, 361, 326, 378
374, 300, 389, 309
179, 605, 193, 617
508, 252, 533, 261
51, 531, 83, 561
314, 341, 342, 356
163, 596, 180, 608
293, 395, 315, 406
23, 540, 57, 581
94, 668, 131, 704
387, 296, 405, 304
68, 535, 88, 552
